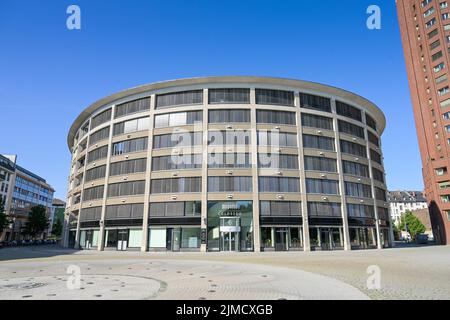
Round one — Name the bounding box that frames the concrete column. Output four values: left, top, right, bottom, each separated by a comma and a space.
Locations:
97, 108, 115, 251
317, 227, 321, 246
200, 89, 209, 253
270, 227, 275, 248
332, 99, 351, 251
365, 117, 382, 250
74, 214, 82, 249
296, 93, 311, 251
62, 212, 70, 247
74, 120, 91, 250
141, 95, 156, 252
250, 88, 261, 252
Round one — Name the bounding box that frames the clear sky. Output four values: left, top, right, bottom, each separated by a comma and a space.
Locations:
0, 0, 422, 200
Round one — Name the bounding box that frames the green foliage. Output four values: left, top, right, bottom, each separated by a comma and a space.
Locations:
51, 217, 63, 238
392, 223, 401, 241
0, 197, 10, 233
398, 211, 426, 240
23, 205, 49, 239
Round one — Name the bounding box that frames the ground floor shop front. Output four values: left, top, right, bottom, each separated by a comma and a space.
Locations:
68, 200, 391, 252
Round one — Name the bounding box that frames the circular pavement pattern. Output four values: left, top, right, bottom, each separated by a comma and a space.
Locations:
0, 258, 368, 300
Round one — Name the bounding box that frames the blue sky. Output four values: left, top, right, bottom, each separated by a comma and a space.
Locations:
0, 0, 421, 199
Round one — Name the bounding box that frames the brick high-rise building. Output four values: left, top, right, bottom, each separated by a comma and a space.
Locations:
397, 0, 450, 244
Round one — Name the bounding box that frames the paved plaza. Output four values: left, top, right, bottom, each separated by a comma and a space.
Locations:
0, 245, 449, 300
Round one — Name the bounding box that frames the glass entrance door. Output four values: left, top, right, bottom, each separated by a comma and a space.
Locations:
117, 229, 128, 251
219, 217, 241, 252
275, 228, 288, 251
221, 231, 239, 251
320, 229, 331, 250
85, 230, 94, 249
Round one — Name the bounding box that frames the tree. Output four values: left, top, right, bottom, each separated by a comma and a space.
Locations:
23, 205, 49, 239
51, 217, 63, 238
392, 223, 401, 241
0, 197, 10, 233
398, 211, 426, 240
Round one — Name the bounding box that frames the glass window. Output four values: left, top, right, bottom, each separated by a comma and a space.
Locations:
304, 156, 337, 172
85, 165, 107, 182
256, 110, 296, 125
115, 97, 150, 119
208, 153, 251, 168
114, 117, 150, 136
365, 114, 377, 131
152, 154, 202, 170
156, 90, 203, 109
87, 145, 108, 163
257, 131, 297, 147
338, 120, 365, 138
255, 89, 294, 106
258, 154, 299, 169
344, 182, 372, 198
149, 228, 166, 248
82, 185, 104, 201
128, 229, 143, 248
299, 93, 331, 112
105, 230, 118, 247
89, 127, 110, 145
258, 177, 300, 192
154, 111, 202, 128
150, 177, 201, 193
208, 88, 250, 104
308, 202, 341, 217
208, 109, 250, 123
370, 149, 382, 164
108, 180, 145, 197
181, 228, 201, 248
375, 187, 387, 201
340, 140, 367, 157
372, 167, 384, 183
90, 109, 112, 130
112, 137, 148, 156
208, 130, 251, 146
305, 179, 339, 195
367, 131, 379, 146
207, 176, 253, 192
336, 101, 362, 122
110, 158, 147, 176
153, 132, 202, 149
347, 204, 374, 218
303, 134, 335, 151
342, 160, 370, 177
301, 113, 333, 130
259, 201, 301, 216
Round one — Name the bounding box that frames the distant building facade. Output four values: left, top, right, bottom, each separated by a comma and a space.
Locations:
397, 0, 450, 244
50, 198, 66, 235
387, 190, 428, 225
0, 155, 55, 241
0, 155, 15, 207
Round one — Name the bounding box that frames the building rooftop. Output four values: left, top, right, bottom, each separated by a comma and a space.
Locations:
52, 198, 66, 206
67, 76, 387, 150
387, 190, 427, 203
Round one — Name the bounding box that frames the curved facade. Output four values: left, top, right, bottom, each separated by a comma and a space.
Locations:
64, 76, 392, 252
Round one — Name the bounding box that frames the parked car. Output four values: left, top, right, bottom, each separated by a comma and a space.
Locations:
416, 233, 429, 244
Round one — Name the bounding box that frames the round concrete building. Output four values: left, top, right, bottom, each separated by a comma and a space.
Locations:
64, 76, 392, 252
